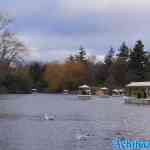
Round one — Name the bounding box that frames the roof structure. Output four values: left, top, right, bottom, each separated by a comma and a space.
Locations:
126, 82, 150, 87
79, 84, 90, 89
100, 87, 108, 90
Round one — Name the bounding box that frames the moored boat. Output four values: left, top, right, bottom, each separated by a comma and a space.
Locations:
32, 89, 37, 93
63, 89, 69, 95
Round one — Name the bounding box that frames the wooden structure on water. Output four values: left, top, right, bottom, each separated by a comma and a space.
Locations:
124, 82, 150, 104
78, 85, 92, 100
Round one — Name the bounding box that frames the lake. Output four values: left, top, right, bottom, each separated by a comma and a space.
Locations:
0, 94, 150, 150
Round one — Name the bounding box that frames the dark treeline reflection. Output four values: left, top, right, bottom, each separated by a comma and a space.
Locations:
0, 14, 150, 93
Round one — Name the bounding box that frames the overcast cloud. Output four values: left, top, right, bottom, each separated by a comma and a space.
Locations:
0, 0, 150, 61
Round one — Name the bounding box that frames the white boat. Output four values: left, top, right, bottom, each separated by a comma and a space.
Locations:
32, 88, 37, 93
63, 90, 69, 95
112, 89, 124, 97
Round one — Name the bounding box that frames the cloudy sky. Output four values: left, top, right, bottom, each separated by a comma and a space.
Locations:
0, 0, 150, 62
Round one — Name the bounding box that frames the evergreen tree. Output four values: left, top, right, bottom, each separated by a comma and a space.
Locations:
29, 62, 45, 89
143, 52, 150, 80
118, 42, 129, 60
109, 59, 128, 87
75, 46, 87, 63
128, 40, 146, 81
104, 47, 114, 67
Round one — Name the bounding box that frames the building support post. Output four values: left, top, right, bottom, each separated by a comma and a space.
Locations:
145, 88, 149, 98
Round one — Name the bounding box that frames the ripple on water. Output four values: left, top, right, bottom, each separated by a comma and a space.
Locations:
0, 94, 150, 150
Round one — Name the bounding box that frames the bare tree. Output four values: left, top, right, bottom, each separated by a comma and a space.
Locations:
0, 13, 11, 31
0, 14, 26, 66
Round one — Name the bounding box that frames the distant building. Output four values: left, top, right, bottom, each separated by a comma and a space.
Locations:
124, 81, 150, 104
100, 87, 109, 95
95, 87, 109, 97
78, 85, 91, 95
78, 84, 92, 100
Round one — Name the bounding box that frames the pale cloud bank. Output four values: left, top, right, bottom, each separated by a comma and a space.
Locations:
0, 0, 150, 62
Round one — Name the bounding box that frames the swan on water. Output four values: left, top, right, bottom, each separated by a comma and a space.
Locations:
44, 113, 55, 120
76, 134, 88, 141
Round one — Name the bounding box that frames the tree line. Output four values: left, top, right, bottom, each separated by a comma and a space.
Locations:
0, 14, 150, 93
44, 41, 150, 92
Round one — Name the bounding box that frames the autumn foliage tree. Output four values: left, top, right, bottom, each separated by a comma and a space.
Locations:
44, 64, 65, 92
63, 62, 88, 91
44, 62, 87, 92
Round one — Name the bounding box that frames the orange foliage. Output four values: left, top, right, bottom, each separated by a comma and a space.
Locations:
44, 64, 65, 92
44, 62, 87, 92
63, 63, 87, 90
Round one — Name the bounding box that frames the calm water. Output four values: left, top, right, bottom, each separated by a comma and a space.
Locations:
0, 94, 150, 150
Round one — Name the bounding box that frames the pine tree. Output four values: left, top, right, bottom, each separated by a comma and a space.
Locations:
128, 40, 146, 81
104, 47, 114, 67
75, 46, 87, 63
118, 42, 129, 60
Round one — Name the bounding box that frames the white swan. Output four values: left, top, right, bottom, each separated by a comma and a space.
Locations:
76, 134, 88, 141
44, 113, 55, 120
